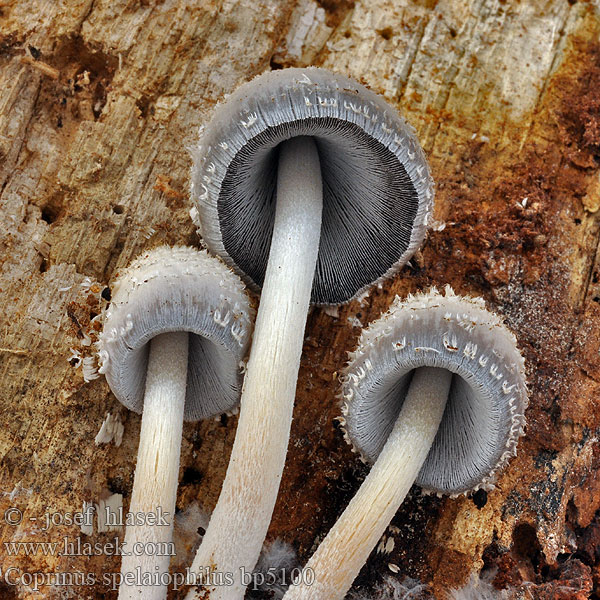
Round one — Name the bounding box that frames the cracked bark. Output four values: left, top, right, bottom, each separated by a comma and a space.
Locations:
1, 1, 600, 599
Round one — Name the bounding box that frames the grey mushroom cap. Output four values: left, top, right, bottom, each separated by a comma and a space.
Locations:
97, 246, 254, 421
340, 286, 528, 496
190, 67, 434, 305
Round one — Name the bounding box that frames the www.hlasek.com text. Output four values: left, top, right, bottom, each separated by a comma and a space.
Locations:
4, 536, 174, 558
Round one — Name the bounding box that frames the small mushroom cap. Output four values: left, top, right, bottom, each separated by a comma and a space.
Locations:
97, 246, 254, 421
190, 67, 434, 305
340, 286, 528, 496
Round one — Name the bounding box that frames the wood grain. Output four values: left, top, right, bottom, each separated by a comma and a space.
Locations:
1, 1, 600, 598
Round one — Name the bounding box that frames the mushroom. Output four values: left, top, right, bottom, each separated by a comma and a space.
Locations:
282, 286, 528, 600
97, 246, 253, 600
186, 67, 433, 599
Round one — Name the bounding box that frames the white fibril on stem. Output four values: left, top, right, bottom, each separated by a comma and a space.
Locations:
119, 331, 188, 600
98, 246, 253, 600
282, 287, 528, 600
189, 67, 435, 599
186, 136, 323, 600
283, 367, 452, 600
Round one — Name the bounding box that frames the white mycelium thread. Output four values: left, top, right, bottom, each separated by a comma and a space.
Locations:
283, 286, 527, 600
190, 67, 434, 306
187, 68, 433, 600
97, 246, 253, 600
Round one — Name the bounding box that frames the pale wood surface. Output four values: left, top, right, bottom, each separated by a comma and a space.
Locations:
1, 1, 600, 598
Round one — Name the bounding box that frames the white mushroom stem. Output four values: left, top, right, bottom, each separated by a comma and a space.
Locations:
283, 366, 453, 600
118, 331, 189, 600
186, 136, 323, 600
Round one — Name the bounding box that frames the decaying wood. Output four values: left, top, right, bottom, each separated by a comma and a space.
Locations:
1, 1, 600, 598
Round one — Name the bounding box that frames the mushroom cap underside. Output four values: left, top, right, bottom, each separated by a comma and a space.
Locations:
98, 246, 253, 421
191, 67, 434, 305
341, 286, 528, 496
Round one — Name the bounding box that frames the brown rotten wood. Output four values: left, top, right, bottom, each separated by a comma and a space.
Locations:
0, 1, 600, 599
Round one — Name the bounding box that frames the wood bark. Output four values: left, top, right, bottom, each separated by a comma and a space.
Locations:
1, 0, 600, 598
